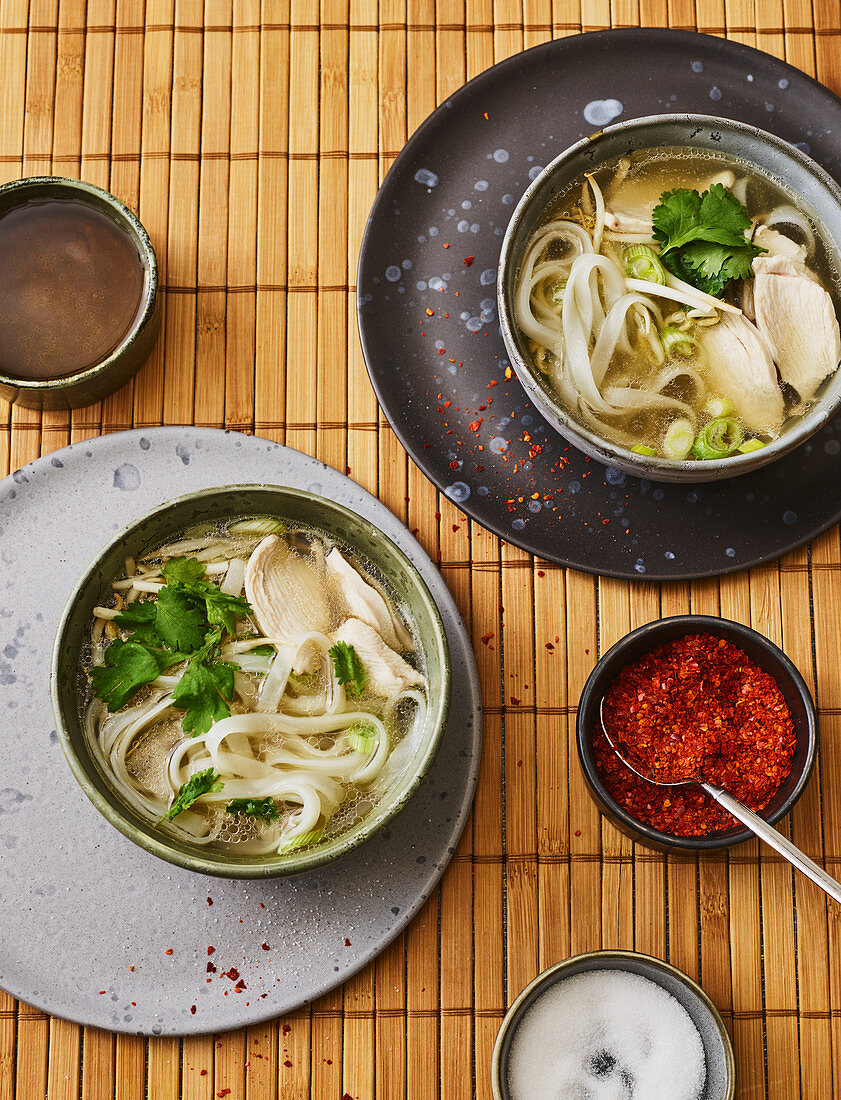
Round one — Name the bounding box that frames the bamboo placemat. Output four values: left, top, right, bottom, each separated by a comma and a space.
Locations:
1, 3, 840, 1098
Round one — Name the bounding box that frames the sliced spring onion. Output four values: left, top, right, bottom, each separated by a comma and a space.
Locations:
659, 325, 694, 357
738, 438, 765, 454
704, 395, 736, 418
663, 418, 695, 460
691, 417, 745, 460
279, 828, 325, 854
228, 517, 287, 536
549, 280, 566, 305
623, 244, 668, 285
348, 725, 378, 754
632, 444, 657, 456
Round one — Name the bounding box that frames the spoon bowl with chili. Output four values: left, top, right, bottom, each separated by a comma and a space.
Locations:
577, 616, 817, 855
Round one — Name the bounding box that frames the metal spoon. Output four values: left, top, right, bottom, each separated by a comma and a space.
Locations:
599, 697, 841, 903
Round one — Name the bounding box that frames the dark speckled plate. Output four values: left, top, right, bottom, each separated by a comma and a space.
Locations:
357, 29, 841, 580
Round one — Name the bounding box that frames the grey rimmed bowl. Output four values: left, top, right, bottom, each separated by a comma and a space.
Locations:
492, 950, 736, 1099
0, 176, 160, 410
497, 114, 841, 483
51, 485, 451, 878
576, 615, 817, 854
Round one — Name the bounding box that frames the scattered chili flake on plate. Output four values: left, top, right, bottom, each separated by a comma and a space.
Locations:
593, 633, 796, 836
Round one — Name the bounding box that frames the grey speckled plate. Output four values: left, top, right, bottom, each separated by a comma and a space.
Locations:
0, 428, 481, 1036
358, 28, 841, 580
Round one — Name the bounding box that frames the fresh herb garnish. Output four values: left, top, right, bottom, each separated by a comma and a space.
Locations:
89, 640, 182, 711
652, 184, 765, 298
329, 641, 366, 698
91, 556, 251, 732
160, 767, 223, 822
172, 627, 238, 736
153, 585, 208, 652
162, 555, 207, 586
225, 797, 280, 822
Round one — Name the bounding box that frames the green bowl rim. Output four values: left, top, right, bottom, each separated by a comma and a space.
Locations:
0, 175, 159, 393
490, 948, 736, 1100
50, 483, 452, 878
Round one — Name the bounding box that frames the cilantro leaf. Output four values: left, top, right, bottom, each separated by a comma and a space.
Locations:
114, 600, 162, 645
154, 584, 208, 652
160, 767, 223, 822
162, 556, 207, 585
172, 652, 236, 736
225, 797, 280, 822
651, 184, 765, 298
90, 640, 182, 711
200, 586, 253, 635
329, 641, 366, 698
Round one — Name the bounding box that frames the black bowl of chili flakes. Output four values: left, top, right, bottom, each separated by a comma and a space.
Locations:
577, 615, 817, 853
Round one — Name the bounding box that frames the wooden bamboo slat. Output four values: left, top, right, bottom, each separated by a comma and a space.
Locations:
2, 3, 841, 1098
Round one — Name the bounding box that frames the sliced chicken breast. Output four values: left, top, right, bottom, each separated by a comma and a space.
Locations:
701, 314, 785, 436
752, 253, 841, 401
325, 548, 412, 651
245, 535, 333, 672
333, 618, 423, 697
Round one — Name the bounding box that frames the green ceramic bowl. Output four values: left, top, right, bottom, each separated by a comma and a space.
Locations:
51, 485, 451, 878
0, 176, 160, 410
492, 950, 736, 1099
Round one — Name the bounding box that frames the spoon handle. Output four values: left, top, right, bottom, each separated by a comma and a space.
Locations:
703, 784, 841, 904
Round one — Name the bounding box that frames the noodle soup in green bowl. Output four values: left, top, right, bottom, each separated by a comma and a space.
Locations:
497, 114, 841, 483
51, 486, 451, 878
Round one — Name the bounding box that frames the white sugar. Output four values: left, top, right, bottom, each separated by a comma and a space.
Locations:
507, 969, 706, 1100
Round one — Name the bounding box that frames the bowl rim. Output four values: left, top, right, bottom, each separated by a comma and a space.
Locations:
0, 175, 159, 394
575, 614, 817, 852
50, 482, 452, 878
497, 112, 841, 478
490, 948, 736, 1100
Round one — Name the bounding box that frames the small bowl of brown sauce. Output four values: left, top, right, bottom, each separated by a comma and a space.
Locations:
0, 176, 160, 410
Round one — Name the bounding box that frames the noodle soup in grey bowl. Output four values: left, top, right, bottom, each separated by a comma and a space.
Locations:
497, 114, 841, 483
51, 485, 451, 878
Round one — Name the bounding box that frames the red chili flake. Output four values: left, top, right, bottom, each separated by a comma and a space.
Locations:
207, 961, 217, 974
444, 312, 449, 318
261, 943, 270, 951
235, 979, 247, 992
207, 946, 215, 955
165, 949, 173, 956
425, 308, 434, 316
529, 445, 543, 459
99, 991, 106, 995
593, 633, 796, 836
481, 633, 494, 646
463, 255, 474, 266
452, 524, 460, 532
468, 419, 482, 432
437, 348, 446, 355
131, 1001, 136, 1006
510, 696, 521, 706
190, 1005, 197, 1015
284, 1060, 293, 1068
207, 897, 213, 905
443, 242, 450, 248
218, 1091, 231, 1098
224, 968, 240, 981
537, 570, 545, 577
545, 643, 554, 651
443, 400, 451, 408
574, 829, 581, 837
129, 966, 134, 972
344, 938, 351, 946
449, 460, 459, 470
487, 380, 498, 387
483, 112, 489, 119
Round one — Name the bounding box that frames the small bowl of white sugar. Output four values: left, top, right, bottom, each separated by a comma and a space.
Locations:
492, 950, 735, 1100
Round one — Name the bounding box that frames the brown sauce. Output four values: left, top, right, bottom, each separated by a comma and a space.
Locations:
0, 198, 145, 381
